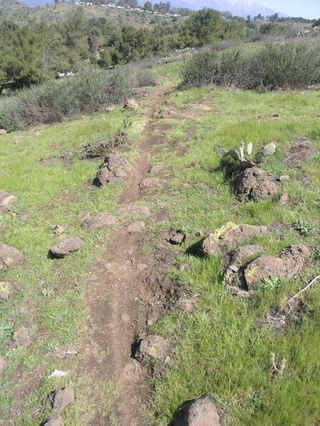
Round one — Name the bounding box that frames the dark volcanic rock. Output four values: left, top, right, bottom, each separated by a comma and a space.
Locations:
284, 139, 317, 168
84, 212, 116, 229
95, 155, 132, 186
173, 395, 221, 426
235, 166, 279, 201
166, 229, 186, 245
0, 244, 24, 271
50, 237, 84, 258
134, 335, 170, 362
48, 387, 75, 413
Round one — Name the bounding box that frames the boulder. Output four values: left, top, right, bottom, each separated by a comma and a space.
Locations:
12, 327, 31, 348
173, 395, 221, 426
166, 229, 186, 245
50, 237, 84, 258
84, 212, 116, 230
0, 192, 18, 213
202, 223, 271, 256
0, 281, 18, 302
95, 155, 132, 186
134, 335, 170, 362
284, 139, 317, 168
49, 387, 75, 413
123, 98, 139, 110
42, 415, 64, 426
0, 244, 24, 271
235, 167, 279, 202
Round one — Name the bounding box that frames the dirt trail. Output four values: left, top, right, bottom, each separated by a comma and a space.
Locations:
80, 83, 176, 425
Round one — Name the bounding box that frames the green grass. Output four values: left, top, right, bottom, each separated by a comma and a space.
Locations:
149, 85, 320, 425
0, 106, 141, 424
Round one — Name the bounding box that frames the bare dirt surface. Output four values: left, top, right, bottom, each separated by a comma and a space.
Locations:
80, 83, 178, 425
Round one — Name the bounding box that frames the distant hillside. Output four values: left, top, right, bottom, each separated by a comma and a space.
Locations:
17, 0, 280, 18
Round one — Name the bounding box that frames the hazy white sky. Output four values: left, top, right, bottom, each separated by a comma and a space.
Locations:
260, 0, 319, 18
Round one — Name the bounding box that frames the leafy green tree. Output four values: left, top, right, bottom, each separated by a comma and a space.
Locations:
143, 1, 153, 11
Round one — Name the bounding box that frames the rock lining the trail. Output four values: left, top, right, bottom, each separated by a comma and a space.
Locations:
134, 335, 170, 362
224, 244, 310, 290
0, 192, 18, 214
166, 229, 186, 245
50, 237, 84, 258
48, 386, 75, 413
0, 244, 24, 270
95, 155, 132, 187
201, 222, 287, 257
235, 166, 279, 202
173, 395, 221, 426
123, 204, 151, 217
84, 212, 116, 230
284, 139, 317, 168
127, 221, 145, 233
123, 98, 139, 110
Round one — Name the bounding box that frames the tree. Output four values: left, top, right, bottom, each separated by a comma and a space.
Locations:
143, 1, 153, 12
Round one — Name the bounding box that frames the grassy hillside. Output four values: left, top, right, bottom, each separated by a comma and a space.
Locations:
1, 59, 320, 424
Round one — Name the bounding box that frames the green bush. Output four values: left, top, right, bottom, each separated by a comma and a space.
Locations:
0, 65, 153, 131
181, 41, 320, 91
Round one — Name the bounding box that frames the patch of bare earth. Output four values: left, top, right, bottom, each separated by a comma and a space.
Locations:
79, 84, 180, 425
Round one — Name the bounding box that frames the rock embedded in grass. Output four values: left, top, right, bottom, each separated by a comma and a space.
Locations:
0, 129, 7, 135
48, 386, 75, 413
12, 327, 31, 348
134, 335, 170, 362
95, 155, 132, 187
202, 222, 278, 257
123, 205, 150, 217
173, 395, 221, 426
234, 166, 279, 202
166, 229, 186, 245
0, 244, 24, 270
50, 237, 84, 258
123, 98, 139, 110
0, 191, 18, 214
42, 415, 64, 426
84, 212, 116, 230
0, 281, 19, 302
127, 221, 145, 233
284, 138, 317, 168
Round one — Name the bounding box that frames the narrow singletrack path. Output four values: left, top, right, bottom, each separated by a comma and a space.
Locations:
80, 82, 176, 425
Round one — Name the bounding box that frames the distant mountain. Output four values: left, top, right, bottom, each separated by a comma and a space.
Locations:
168, 0, 277, 18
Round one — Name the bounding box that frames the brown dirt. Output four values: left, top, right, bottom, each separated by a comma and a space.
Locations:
79, 83, 179, 425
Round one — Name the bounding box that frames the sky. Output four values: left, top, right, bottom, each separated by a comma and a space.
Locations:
259, 0, 319, 18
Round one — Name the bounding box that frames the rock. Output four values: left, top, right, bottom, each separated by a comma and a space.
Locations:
234, 167, 279, 202
202, 223, 272, 256
0, 244, 24, 271
244, 244, 310, 288
0, 357, 6, 375
42, 415, 64, 426
123, 98, 139, 110
149, 165, 165, 175
125, 205, 150, 217
50, 237, 84, 258
95, 155, 132, 186
84, 212, 116, 230
155, 106, 176, 119
276, 175, 289, 183
139, 177, 161, 189
134, 335, 170, 362
284, 139, 317, 168
176, 297, 196, 313
223, 245, 264, 287
49, 225, 67, 236
0, 192, 18, 213
245, 255, 286, 288
49, 387, 75, 413
0, 129, 7, 135
0, 281, 18, 302
105, 105, 115, 113
127, 221, 145, 233
12, 327, 31, 348
173, 395, 221, 426
166, 229, 186, 245
279, 193, 289, 205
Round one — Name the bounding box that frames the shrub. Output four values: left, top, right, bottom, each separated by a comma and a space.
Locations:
181, 41, 320, 91
0, 65, 154, 131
